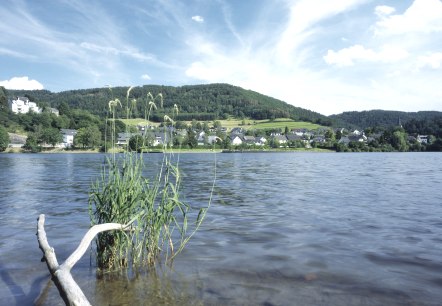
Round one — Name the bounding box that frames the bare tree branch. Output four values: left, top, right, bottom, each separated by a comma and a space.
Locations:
36, 214, 134, 305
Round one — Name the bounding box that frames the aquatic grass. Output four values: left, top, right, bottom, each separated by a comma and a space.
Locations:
89, 87, 211, 271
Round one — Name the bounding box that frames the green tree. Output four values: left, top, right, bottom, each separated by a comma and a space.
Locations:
185, 128, 197, 148
191, 119, 198, 130
335, 129, 342, 141
213, 120, 221, 129
38, 112, 52, 128
0, 86, 8, 112
39, 127, 63, 147
203, 122, 210, 133
391, 130, 409, 151
57, 102, 71, 117
174, 120, 187, 130
52, 114, 70, 129
222, 135, 231, 149
75, 125, 102, 148
23, 133, 41, 152
0, 125, 9, 151
325, 129, 335, 141
129, 134, 144, 152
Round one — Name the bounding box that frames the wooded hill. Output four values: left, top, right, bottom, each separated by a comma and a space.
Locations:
330, 110, 442, 129
7, 84, 442, 131
7, 83, 333, 125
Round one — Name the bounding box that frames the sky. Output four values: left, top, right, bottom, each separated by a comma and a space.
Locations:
1, 0, 441, 115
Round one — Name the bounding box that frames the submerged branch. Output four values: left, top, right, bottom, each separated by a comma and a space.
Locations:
36, 214, 136, 306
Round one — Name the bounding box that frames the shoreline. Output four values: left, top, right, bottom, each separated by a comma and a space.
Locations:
3, 147, 335, 154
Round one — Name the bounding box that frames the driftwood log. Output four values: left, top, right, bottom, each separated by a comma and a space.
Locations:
36, 214, 131, 306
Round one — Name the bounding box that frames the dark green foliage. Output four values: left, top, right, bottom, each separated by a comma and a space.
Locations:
0, 125, 9, 151
39, 127, 63, 147
75, 125, 102, 148
330, 110, 442, 129
7, 83, 330, 124
403, 118, 442, 138
128, 134, 144, 152
184, 128, 197, 148
23, 134, 41, 152
0, 86, 8, 112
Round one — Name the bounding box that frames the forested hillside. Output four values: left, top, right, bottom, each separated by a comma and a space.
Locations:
330, 110, 442, 129
8, 83, 332, 125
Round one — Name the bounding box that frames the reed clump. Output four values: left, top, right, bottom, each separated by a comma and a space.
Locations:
89, 87, 209, 270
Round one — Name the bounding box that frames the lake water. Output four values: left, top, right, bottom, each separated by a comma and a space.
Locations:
0, 152, 441, 305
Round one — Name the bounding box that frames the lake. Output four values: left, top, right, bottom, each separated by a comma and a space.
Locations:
0, 152, 441, 305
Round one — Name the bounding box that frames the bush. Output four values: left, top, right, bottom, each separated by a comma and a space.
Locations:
0, 126, 9, 151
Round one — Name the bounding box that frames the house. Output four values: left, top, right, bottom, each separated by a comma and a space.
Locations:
175, 129, 188, 137
286, 134, 303, 142
60, 129, 77, 148
207, 135, 219, 145
116, 132, 140, 146
49, 108, 59, 116
137, 123, 155, 132
254, 136, 267, 146
143, 131, 171, 147
338, 134, 367, 145
230, 134, 243, 146
273, 135, 287, 144
230, 127, 245, 135
154, 132, 173, 146
197, 131, 206, 145
243, 136, 256, 145
311, 135, 327, 143
9, 97, 41, 114
417, 135, 428, 144
291, 128, 308, 136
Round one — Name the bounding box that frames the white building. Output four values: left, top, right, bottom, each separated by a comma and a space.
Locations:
9, 97, 41, 114
60, 129, 77, 148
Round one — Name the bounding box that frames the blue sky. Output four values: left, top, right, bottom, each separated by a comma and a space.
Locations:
1, 0, 441, 115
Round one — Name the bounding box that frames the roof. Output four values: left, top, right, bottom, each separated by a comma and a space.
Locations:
243, 136, 255, 141
273, 135, 287, 141
286, 134, 302, 141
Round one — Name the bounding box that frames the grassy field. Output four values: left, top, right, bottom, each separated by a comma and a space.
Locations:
120, 117, 324, 131
251, 119, 322, 130
117, 118, 161, 127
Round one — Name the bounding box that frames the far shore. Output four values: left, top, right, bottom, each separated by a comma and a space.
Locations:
3, 147, 335, 154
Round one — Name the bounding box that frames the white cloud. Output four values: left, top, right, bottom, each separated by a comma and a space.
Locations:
324, 44, 409, 66
374, 5, 395, 18
141, 74, 151, 80
375, 0, 442, 35
417, 52, 442, 69
0, 76, 44, 90
191, 15, 204, 23
276, 0, 368, 63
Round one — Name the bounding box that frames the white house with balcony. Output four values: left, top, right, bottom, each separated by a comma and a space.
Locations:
9, 97, 41, 114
